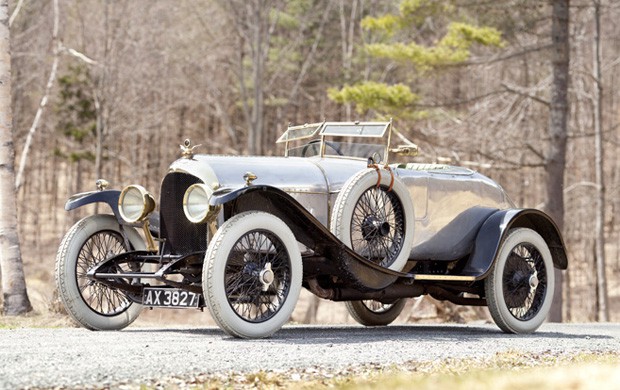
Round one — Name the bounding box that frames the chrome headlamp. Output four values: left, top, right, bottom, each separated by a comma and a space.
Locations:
118, 185, 156, 223
183, 183, 216, 223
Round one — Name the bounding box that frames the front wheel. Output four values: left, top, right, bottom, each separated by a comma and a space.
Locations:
485, 228, 555, 334
55, 214, 145, 330
203, 211, 302, 339
346, 299, 406, 326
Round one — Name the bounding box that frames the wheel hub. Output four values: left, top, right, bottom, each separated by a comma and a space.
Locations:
504, 256, 538, 307
361, 216, 391, 240
259, 262, 274, 291
529, 273, 539, 289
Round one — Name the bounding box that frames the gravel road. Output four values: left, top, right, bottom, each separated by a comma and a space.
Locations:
0, 323, 618, 389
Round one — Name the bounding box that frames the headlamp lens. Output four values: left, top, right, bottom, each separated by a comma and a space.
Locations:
118, 185, 155, 223
183, 183, 213, 223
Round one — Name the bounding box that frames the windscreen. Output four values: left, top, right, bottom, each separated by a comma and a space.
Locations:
320, 123, 389, 137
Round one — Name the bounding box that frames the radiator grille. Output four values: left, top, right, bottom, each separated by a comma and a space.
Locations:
159, 172, 207, 254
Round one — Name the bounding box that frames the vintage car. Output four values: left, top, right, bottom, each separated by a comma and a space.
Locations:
55, 121, 567, 338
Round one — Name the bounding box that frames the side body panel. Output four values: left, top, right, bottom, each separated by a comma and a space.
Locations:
395, 166, 513, 261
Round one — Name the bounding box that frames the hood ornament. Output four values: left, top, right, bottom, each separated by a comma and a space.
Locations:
180, 139, 201, 159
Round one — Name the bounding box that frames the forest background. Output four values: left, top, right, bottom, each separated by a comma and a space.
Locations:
2, 0, 618, 324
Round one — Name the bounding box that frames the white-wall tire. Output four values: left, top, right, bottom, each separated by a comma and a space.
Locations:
331, 168, 414, 271
55, 214, 145, 330
203, 211, 302, 339
485, 228, 555, 334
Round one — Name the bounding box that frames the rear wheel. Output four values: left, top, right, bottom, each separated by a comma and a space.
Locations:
485, 228, 555, 334
203, 211, 302, 338
346, 299, 406, 326
55, 215, 144, 330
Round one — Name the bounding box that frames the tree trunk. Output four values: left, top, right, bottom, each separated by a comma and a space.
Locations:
592, 0, 609, 322
546, 0, 570, 322
339, 0, 358, 120
250, 0, 264, 155
14, 0, 59, 191
222, 0, 269, 155
0, 0, 32, 315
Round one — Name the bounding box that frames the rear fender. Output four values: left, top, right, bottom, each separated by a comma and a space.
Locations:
462, 209, 568, 279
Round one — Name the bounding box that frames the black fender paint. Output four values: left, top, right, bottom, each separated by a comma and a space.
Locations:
65, 190, 122, 220
65, 189, 160, 235
462, 208, 568, 279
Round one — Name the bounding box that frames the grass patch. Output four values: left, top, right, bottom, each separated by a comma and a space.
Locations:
0, 310, 73, 329
337, 352, 620, 390
135, 350, 620, 389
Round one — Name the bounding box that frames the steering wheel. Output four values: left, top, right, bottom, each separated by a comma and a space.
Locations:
301, 140, 343, 157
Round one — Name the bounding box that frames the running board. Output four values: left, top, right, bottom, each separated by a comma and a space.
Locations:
412, 274, 477, 282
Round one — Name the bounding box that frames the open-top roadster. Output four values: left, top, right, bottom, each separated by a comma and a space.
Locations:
55, 121, 567, 338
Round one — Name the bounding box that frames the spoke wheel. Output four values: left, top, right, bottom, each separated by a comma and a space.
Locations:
204, 211, 302, 338
55, 215, 144, 330
224, 230, 292, 323
350, 186, 405, 267
346, 299, 406, 326
76, 231, 132, 316
485, 228, 555, 334
502, 243, 547, 321
331, 168, 414, 271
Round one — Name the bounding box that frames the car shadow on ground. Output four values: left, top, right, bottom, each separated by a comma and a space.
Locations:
125, 323, 612, 344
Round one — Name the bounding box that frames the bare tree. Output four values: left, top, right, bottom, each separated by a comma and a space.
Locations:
546, 0, 570, 322
592, 0, 608, 322
14, 0, 60, 191
338, 0, 359, 120
0, 0, 32, 315
218, 0, 276, 155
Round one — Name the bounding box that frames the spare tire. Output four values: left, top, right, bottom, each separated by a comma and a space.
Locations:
330, 167, 414, 271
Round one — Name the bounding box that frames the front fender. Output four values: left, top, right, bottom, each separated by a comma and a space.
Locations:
210, 185, 407, 290
210, 185, 330, 251
462, 208, 568, 279
65, 190, 160, 235
65, 190, 121, 220
211, 185, 331, 252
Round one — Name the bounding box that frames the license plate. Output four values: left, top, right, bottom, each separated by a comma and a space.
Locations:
143, 288, 200, 308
